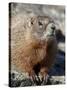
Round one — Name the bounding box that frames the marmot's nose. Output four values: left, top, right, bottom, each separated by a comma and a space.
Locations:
51, 24, 55, 34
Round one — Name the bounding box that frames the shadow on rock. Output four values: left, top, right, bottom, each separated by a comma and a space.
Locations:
56, 29, 65, 43
49, 49, 65, 76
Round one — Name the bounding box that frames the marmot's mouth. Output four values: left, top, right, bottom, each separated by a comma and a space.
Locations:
42, 22, 56, 40
46, 32, 56, 37
41, 31, 56, 41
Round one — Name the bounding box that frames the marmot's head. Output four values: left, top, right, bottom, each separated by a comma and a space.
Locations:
26, 16, 57, 42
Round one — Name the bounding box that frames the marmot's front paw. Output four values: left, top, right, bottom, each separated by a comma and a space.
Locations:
38, 73, 49, 84
28, 70, 37, 82
42, 74, 49, 85
38, 68, 49, 84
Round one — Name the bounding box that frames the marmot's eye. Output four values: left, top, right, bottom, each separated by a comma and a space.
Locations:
31, 22, 33, 25
38, 21, 43, 26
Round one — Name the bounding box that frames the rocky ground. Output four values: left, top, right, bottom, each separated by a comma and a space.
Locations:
9, 3, 65, 87
9, 71, 65, 87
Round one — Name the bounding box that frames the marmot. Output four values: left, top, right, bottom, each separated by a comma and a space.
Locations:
10, 14, 57, 83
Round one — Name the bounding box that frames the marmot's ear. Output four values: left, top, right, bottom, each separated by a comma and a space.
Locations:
27, 17, 35, 27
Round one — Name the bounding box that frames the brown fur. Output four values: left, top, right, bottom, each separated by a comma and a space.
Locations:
11, 15, 57, 80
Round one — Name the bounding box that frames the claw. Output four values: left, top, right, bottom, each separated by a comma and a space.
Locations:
30, 75, 36, 82
38, 74, 43, 83
28, 72, 39, 84
42, 74, 49, 85
35, 75, 39, 82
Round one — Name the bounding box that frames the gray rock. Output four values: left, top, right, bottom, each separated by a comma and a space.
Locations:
9, 71, 65, 87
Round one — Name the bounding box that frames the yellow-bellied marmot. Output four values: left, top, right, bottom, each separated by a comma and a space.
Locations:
10, 14, 57, 82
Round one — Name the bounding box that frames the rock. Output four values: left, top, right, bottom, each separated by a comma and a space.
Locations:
20, 79, 34, 87
9, 72, 65, 87
49, 76, 65, 84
